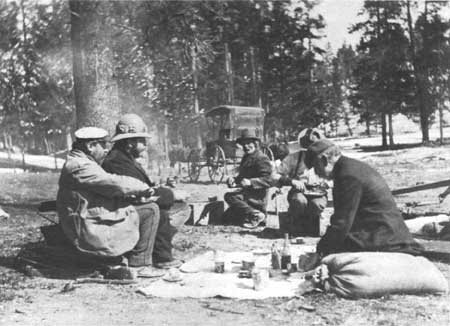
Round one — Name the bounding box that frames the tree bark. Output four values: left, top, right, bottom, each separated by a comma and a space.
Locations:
388, 113, 394, 147
406, 0, 430, 142
365, 108, 371, 136
191, 45, 202, 149
69, 0, 121, 134
381, 113, 388, 148
224, 42, 234, 105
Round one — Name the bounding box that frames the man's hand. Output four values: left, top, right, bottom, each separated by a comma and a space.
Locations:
291, 179, 306, 192
240, 178, 251, 188
227, 177, 236, 188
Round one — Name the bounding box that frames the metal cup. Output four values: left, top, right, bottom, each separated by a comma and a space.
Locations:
214, 261, 225, 273
252, 269, 269, 291
242, 259, 255, 271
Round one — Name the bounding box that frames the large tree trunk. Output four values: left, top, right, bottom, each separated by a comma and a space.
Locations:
70, 0, 121, 134
406, 0, 430, 143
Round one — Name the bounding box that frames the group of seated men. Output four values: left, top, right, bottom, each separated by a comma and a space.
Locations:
56, 114, 189, 277
56, 117, 423, 277
222, 127, 423, 262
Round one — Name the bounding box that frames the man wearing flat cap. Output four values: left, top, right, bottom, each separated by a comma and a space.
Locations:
223, 129, 273, 228
102, 113, 188, 269
56, 126, 163, 277
304, 139, 422, 261
272, 128, 327, 236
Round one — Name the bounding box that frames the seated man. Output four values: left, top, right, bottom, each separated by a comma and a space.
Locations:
272, 128, 327, 236
223, 129, 272, 229
56, 127, 161, 276
304, 139, 423, 261
102, 113, 186, 269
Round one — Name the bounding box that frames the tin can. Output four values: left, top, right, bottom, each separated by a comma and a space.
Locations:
242, 259, 255, 271
214, 250, 225, 273
290, 262, 298, 273
238, 270, 252, 278
214, 261, 225, 273
252, 269, 269, 291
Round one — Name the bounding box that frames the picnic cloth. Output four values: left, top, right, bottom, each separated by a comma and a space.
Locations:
137, 246, 315, 299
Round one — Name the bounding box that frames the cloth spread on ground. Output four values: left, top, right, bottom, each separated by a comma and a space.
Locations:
137, 246, 315, 299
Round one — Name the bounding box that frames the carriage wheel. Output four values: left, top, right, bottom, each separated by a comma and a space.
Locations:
261, 145, 274, 162
207, 145, 227, 184
187, 149, 202, 182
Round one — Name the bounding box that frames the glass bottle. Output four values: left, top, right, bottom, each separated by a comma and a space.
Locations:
281, 233, 291, 270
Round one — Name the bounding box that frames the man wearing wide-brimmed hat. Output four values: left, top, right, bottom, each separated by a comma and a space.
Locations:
303, 139, 422, 264
271, 128, 327, 236
56, 126, 163, 278
102, 113, 187, 269
223, 128, 273, 228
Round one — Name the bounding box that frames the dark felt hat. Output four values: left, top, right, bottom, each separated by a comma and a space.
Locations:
236, 128, 261, 145
304, 139, 336, 169
298, 128, 322, 149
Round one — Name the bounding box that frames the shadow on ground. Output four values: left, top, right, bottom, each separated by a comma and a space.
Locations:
0, 240, 122, 281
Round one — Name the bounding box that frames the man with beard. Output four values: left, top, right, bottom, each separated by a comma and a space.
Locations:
56, 127, 162, 277
223, 129, 272, 228
303, 139, 423, 266
102, 114, 185, 269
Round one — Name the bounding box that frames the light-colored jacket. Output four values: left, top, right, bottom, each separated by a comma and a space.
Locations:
275, 150, 320, 186
56, 150, 149, 257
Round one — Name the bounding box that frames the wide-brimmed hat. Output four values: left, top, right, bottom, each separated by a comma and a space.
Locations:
74, 127, 109, 141
236, 128, 261, 145
111, 113, 151, 142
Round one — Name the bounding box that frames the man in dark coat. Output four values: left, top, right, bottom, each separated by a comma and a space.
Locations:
223, 129, 273, 228
304, 139, 423, 258
102, 114, 184, 269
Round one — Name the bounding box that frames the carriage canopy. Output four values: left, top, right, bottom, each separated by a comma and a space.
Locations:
205, 105, 265, 142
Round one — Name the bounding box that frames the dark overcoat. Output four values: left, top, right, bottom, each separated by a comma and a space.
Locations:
102, 147, 179, 262
235, 149, 272, 211
318, 156, 422, 256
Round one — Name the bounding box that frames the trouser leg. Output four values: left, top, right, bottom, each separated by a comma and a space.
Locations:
127, 203, 160, 267
305, 196, 327, 236
152, 208, 177, 263
224, 191, 255, 224
287, 190, 308, 233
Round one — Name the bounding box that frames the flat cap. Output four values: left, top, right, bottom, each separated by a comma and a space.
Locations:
305, 139, 336, 169
74, 127, 109, 140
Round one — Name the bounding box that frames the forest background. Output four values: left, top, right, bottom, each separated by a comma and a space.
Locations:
0, 0, 449, 163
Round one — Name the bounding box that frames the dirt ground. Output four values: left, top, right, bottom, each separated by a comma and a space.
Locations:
1, 144, 450, 326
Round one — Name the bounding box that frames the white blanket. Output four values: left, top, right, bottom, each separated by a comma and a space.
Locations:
137, 247, 315, 299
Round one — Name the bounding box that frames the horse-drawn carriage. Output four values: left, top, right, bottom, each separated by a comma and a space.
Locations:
187, 105, 274, 183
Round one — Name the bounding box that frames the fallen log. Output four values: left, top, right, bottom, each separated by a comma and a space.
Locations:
392, 179, 450, 195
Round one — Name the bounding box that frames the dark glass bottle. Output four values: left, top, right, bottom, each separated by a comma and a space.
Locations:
281, 233, 291, 270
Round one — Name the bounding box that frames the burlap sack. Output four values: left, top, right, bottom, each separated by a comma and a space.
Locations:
316, 252, 448, 298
